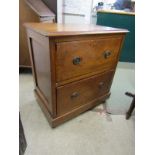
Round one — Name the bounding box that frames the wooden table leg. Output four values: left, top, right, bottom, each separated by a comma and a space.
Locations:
125, 92, 135, 119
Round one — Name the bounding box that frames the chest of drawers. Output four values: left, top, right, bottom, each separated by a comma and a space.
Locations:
25, 23, 128, 127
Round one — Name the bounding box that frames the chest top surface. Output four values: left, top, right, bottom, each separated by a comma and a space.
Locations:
24, 23, 128, 37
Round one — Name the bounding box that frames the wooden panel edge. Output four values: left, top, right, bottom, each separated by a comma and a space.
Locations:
56, 69, 116, 87
49, 39, 57, 117
52, 33, 125, 43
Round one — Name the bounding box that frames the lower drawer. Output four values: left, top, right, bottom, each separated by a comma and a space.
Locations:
56, 71, 114, 116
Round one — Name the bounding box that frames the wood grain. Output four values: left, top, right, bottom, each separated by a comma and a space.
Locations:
27, 29, 54, 115
56, 35, 123, 82
57, 71, 114, 116
24, 23, 128, 37
25, 23, 127, 127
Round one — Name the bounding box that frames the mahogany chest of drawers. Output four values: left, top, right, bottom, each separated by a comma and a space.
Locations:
25, 23, 128, 127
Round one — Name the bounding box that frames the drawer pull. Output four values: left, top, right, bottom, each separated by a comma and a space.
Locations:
73, 57, 81, 65
99, 82, 104, 89
103, 50, 112, 59
71, 92, 80, 99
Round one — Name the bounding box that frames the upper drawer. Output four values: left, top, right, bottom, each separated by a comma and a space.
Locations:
56, 35, 123, 82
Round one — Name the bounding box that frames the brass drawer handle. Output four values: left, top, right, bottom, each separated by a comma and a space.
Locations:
99, 82, 104, 89
73, 57, 81, 65
71, 92, 80, 99
103, 50, 112, 59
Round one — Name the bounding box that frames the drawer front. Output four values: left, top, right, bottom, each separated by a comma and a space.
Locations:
56, 71, 114, 115
56, 35, 122, 82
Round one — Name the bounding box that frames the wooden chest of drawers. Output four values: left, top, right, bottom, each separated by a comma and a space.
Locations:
25, 23, 128, 127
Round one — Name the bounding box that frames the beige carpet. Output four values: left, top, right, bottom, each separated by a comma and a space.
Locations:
19, 62, 135, 155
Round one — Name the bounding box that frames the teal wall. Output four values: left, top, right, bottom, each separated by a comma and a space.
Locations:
97, 12, 135, 62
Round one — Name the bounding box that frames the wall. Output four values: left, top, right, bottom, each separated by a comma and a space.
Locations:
57, 0, 63, 23
91, 15, 97, 24
42, 0, 97, 24
63, 14, 86, 24
61, 0, 93, 24
63, 14, 97, 25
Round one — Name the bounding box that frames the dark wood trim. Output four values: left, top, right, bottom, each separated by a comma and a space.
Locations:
49, 39, 57, 117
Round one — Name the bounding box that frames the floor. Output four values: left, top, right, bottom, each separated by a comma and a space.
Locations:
19, 62, 135, 155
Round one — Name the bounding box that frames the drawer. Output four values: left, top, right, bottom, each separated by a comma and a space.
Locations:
56, 71, 114, 115
56, 35, 122, 82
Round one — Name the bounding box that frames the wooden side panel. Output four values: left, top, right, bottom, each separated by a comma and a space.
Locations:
31, 40, 51, 103
26, 30, 54, 115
